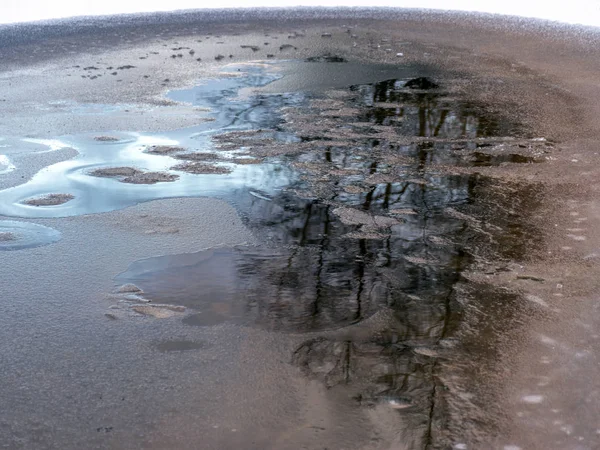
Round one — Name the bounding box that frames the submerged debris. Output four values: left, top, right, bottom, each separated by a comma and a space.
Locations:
0, 232, 16, 242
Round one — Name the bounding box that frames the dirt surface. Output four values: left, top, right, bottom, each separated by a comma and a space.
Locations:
0, 8, 600, 450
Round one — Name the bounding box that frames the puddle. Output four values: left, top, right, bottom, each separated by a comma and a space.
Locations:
349, 78, 522, 138
114, 67, 544, 445
116, 71, 540, 333
117, 203, 469, 333
0, 63, 301, 218
0, 220, 61, 251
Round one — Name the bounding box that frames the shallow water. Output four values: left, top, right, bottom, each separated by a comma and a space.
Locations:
116, 71, 538, 333
0, 63, 300, 218
0, 56, 545, 447
0, 63, 535, 221
0, 220, 61, 250
111, 67, 546, 446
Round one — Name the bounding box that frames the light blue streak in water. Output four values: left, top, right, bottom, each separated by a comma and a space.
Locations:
0, 63, 302, 219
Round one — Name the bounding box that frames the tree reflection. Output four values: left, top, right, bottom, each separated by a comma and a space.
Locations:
118, 77, 542, 448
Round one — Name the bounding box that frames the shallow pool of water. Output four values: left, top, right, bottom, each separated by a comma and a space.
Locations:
0, 63, 302, 218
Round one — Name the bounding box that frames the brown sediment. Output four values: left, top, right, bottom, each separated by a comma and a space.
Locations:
89, 166, 142, 177
122, 172, 179, 184
89, 166, 179, 184
170, 162, 232, 174
144, 145, 186, 155
0, 232, 16, 242
22, 193, 74, 206
93, 136, 120, 142
171, 152, 219, 161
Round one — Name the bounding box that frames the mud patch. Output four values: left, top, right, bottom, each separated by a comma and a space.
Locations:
89, 167, 141, 178
170, 162, 232, 175
0, 232, 16, 241
94, 136, 120, 142
144, 145, 186, 155
122, 172, 179, 184
171, 152, 219, 161
116, 283, 143, 294
22, 193, 74, 206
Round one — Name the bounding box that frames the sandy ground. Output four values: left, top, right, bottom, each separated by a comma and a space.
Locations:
1, 8, 600, 450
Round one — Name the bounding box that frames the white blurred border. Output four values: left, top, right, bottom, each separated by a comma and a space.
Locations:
2, 0, 600, 27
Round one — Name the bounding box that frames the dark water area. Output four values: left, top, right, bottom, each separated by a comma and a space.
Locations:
117, 200, 470, 336
114, 68, 544, 446
115, 74, 542, 334
350, 78, 523, 138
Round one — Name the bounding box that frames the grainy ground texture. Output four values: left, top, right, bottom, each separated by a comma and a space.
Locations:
1, 8, 600, 450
